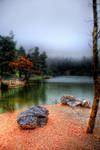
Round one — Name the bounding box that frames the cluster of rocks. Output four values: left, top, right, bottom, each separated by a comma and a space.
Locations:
17, 95, 90, 129
60, 95, 90, 108
17, 106, 49, 129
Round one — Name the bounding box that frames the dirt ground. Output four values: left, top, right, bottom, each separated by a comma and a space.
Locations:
0, 104, 100, 150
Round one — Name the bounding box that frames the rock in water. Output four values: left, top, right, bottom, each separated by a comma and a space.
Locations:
60, 95, 90, 108
17, 106, 49, 129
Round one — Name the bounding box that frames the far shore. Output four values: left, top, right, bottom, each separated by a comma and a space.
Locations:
0, 75, 52, 89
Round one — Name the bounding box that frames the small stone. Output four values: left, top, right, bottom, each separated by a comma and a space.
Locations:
81, 99, 90, 108
17, 106, 49, 129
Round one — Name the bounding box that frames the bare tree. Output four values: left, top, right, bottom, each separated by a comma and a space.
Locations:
86, 0, 100, 133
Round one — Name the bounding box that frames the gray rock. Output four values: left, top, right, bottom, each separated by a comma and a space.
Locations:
61, 95, 90, 108
60, 95, 76, 105
81, 99, 90, 108
17, 106, 49, 129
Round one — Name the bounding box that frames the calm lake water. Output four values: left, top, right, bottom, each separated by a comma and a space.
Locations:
0, 76, 94, 114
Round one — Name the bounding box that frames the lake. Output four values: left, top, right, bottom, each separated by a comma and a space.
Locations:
0, 76, 94, 114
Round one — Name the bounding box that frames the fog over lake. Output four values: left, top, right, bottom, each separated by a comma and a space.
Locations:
0, 0, 94, 58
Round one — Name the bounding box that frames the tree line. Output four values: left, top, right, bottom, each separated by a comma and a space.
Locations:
0, 33, 47, 80
0, 32, 100, 80
47, 57, 95, 76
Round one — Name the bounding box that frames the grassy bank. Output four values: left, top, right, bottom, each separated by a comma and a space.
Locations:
29, 75, 51, 81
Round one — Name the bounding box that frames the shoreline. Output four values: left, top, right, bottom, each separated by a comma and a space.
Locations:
0, 104, 100, 150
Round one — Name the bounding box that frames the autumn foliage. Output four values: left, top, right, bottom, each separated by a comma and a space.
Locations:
34, 69, 41, 74
9, 56, 32, 72
9, 56, 32, 80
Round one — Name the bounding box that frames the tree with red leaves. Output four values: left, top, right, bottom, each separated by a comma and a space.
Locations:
9, 56, 32, 81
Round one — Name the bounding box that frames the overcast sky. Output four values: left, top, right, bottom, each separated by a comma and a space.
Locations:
0, 0, 94, 58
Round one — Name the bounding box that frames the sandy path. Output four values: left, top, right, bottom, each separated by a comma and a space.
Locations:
0, 104, 100, 150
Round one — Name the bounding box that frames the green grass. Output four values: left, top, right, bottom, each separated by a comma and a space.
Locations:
15, 72, 19, 77
29, 75, 51, 81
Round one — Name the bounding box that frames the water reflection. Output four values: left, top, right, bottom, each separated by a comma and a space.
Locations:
0, 82, 47, 113
0, 76, 95, 114
44, 82, 94, 105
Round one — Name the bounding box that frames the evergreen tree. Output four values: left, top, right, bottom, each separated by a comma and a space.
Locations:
0, 33, 16, 76
40, 51, 47, 75
17, 46, 26, 57
31, 47, 40, 73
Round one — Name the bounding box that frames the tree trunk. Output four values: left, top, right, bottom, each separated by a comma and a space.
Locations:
86, 0, 99, 134
19, 71, 22, 78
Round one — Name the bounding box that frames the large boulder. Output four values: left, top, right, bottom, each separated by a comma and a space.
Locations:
60, 95, 90, 108
17, 106, 49, 129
